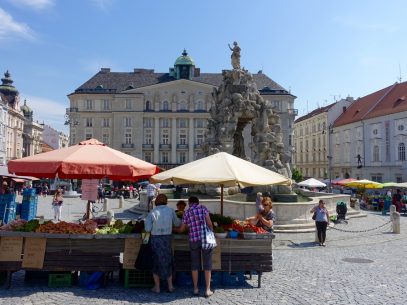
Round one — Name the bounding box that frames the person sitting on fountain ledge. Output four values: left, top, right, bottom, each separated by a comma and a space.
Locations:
246, 197, 275, 232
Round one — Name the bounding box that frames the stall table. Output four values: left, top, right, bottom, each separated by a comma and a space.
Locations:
0, 232, 274, 289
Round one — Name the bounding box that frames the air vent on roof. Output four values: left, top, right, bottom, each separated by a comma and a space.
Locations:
95, 85, 103, 90
126, 85, 135, 90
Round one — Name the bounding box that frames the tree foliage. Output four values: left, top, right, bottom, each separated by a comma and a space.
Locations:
291, 168, 303, 182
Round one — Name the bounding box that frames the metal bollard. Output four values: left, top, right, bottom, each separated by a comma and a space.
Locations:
103, 198, 109, 212
119, 196, 124, 209
314, 229, 319, 243
107, 210, 115, 225
391, 209, 401, 234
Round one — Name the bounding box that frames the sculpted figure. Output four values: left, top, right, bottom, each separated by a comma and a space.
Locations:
228, 41, 241, 69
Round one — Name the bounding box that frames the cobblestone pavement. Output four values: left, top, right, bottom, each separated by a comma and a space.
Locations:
1, 204, 407, 304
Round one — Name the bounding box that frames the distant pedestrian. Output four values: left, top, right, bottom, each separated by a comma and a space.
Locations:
146, 182, 158, 212
311, 200, 330, 246
52, 189, 64, 221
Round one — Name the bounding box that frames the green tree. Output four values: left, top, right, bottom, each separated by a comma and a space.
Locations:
291, 168, 303, 182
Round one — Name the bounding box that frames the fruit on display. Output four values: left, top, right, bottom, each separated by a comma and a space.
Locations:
0, 219, 27, 231
36, 220, 98, 234
231, 220, 268, 234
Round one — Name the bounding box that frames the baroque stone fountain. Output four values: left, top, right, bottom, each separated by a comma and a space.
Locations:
202, 41, 293, 199
197, 42, 351, 232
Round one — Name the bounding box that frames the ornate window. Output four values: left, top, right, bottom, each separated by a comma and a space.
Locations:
85, 118, 93, 127
179, 152, 186, 164
86, 99, 93, 110
143, 118, 153, 128
103, 99, 110, 110
179, 101, 188, 111
162, 134, 169, 144
145, 100, 151, 111
125, 99, 132, 110
373, 145, 380, 162
398, 143, 406, 161
125, 129, 132, 144
144, 152, 152, 163
195, 100, 205, 111
161, 152, 169, 163
124, 117, 132, 128
179, 134, 187, 145
162, 100, 170, 111
144, 133, 152, 144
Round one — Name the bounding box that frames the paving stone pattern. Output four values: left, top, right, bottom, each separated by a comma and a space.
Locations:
1, 197, 407, 305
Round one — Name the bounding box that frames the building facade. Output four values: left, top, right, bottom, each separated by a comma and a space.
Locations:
21, 99, 44, 157
0, 95, 8, 165
293, 97, 354, 179
67, 51, 296, 168
0, 71, 24, 162
332, 82, 407, 182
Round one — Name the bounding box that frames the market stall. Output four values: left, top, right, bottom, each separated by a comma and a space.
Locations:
0, 218, 274, 289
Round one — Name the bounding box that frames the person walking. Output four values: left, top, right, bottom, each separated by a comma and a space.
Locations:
52, 189, 64, 221
144, 194, 181, 293
311, 199, 330, 246
146, 182, 158, 212
176, 196, 215, 298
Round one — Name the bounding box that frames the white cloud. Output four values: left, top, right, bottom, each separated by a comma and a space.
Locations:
90, 0, 115, 12
7, 0, 54, 11
333, 16, 398, 33
0, 8, 35, 40
22, 95, 67, 133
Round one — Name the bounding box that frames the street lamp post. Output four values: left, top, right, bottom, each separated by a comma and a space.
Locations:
327, 124, 333, 193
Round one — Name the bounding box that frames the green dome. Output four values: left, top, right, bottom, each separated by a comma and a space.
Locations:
21, 99, 33, 115
174, 49, 195, 66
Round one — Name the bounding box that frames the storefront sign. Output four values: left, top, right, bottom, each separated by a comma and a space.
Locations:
0, 237, 23, 261
81, 179, 98, 201
22, 238, 47, 269
123, 238, 141, 270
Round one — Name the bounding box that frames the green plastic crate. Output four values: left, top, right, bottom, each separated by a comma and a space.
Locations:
48, 273, 72, 288
124, 269, 154, 288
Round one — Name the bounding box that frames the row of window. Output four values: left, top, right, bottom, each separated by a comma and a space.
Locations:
81, 118, 207, 128
80, 99, 207, 112
143, 151, 205, 164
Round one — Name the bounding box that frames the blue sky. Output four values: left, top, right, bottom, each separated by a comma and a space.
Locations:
1, 0, 407, 134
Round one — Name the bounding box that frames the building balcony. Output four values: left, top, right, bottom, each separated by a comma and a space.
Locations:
122, 143, 134, 149
194, 143, 203, 150
287, 108, 298, 116
156, 163, 180, 170
66, 107, 78, 113
159, 144, 171, 150
142, 144, 154, 150
177, 144, 189, 150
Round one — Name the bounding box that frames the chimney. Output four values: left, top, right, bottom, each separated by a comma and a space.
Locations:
100, 68, 110, 73
342, 106, 347, 113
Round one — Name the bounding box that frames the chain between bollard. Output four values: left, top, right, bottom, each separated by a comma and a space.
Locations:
329, 220, 392, 233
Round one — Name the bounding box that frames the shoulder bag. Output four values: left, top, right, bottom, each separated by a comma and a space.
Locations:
201, 212, 217, 250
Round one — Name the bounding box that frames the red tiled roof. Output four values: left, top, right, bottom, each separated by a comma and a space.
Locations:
333, 82, 407, 127
295, 102, 336, 124
41, 143, 54, 153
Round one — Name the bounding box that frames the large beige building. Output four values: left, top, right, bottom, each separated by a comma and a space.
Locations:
293, 97, 354, 179
67, 50, 297, 168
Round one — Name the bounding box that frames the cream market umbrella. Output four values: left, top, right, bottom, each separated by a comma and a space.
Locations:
297, 178, 326, 188
343, 179, 383, 189
150, 152, 291, 215
392, 182, 407, 188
